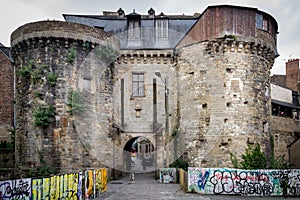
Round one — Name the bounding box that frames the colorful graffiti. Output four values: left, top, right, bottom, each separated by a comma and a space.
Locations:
31, 173, 81, 200
0, 168, 107, 200
159, 168, 177, 183
0, 178, 31, 200
188, 168, 300, 196
95, 169, 107, 194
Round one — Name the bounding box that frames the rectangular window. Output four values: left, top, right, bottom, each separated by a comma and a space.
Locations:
132, 73, 144, 97
263, 17, 269, 31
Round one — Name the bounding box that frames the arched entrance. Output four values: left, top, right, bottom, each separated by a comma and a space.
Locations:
123, 136, 155, 173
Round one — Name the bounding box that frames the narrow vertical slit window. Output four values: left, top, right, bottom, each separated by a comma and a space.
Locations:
83, 77, 91, 91
132, 73, 145, 97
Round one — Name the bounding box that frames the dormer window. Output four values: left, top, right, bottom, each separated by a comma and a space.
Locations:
127, 9, 141, 40
156, 12, 168, 39
117, 8, 125, 18
148, 8, 155, 18
156, 19, 168, 38
128, 20, 141, 39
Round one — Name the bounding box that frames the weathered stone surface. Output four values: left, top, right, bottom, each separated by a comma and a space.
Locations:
11, 21, 119, 174
176, 37, 274, 167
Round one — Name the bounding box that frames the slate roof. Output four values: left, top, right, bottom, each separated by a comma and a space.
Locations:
63, 9, 198, 49
0, 43, 13, 62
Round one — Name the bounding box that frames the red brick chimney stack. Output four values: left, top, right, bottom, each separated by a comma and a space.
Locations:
286, 58, 300, 91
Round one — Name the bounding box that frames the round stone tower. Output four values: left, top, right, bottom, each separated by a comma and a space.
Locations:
11, 21, 119, 174
175, 5, 278, 167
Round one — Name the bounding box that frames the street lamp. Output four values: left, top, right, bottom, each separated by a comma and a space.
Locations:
155, 70, 169, 133
155, 70, 169, 166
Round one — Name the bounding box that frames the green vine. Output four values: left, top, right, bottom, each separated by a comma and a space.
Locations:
66, 47, 77, 65
33, 105, 55, 128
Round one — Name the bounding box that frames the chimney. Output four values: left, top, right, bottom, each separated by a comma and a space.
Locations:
286, 58, 300, 91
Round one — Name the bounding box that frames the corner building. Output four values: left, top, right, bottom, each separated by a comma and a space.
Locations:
11, 5, 278, 173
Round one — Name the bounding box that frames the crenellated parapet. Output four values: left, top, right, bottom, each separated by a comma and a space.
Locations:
11, 21, 119, 65
11, 20, 117, 47
203, 36, 277, 65
117, 49, 174, 65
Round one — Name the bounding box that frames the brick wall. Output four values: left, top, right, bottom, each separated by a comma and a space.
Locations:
0, 50, 13, 141
286, 59, 299, 91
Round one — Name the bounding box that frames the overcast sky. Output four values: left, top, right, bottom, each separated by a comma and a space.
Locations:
1, 0, 299, 74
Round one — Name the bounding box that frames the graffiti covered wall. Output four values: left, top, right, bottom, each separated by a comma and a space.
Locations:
0, 168, 107, 200
159, 168, 177, 183
188, 168, 300, 196
0, 178, 31, 200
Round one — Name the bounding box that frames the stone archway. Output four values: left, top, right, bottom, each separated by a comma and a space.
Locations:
123, 136, 155, 173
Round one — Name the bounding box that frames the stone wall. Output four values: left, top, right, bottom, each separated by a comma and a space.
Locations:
176, 36, 275, 167
113, 49, 178, 170
271, 116, 300, 163
11, 21, 119, 174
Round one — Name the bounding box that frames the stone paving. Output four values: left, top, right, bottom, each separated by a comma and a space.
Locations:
97, 172, 298, 200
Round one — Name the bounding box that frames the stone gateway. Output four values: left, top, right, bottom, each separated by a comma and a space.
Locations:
10, 5, 278, 175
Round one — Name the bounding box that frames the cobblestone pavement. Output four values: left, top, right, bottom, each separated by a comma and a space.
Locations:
97, 172, 299, 200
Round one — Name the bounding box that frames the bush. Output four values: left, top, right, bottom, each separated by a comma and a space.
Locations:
241, 143, 267, 169
169, 158, 188, 171
230, 141, 290, 169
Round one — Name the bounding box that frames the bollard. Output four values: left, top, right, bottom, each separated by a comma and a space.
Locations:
129, 173, 135, 183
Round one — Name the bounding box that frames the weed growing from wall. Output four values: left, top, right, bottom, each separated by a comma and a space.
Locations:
33, 105, 55, 128
66, 47, 77, 65
17, 61, 47, 84
29, 151, 54, 178
33, 91, 43, 98
30, 67, 42, 84
17, 60, 33, 78
95, 45, 118, 63
47, 72, 57, 87
67, 89, 84, 115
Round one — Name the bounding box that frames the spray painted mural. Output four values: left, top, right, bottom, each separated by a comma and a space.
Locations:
159, 168, 177, 183
0, 168, 107, 200
188, 168, 300, 196
0, 178, 31, 200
